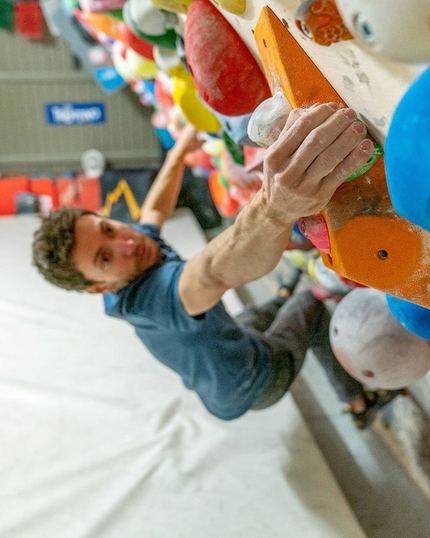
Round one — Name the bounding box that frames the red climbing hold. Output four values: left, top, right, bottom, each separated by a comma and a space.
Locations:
184, 0, 271, 116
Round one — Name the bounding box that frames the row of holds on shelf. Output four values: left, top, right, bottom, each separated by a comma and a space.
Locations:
73, 0, 430, 65
72, 0, 430, 238
74, 0, 270, 218
148, 0, 272, 214
71, 0, 271, 119
295, 0, 430, 64
65, 0, 271, 136
78, 0, 246, 18
69, 1, 200, 120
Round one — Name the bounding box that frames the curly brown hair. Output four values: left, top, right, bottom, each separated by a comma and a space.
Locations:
32, 207, 97, 291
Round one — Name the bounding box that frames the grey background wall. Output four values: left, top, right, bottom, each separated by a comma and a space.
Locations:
0, 29, 161, 176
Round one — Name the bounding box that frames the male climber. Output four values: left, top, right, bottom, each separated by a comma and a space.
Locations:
32, 104, 398, 427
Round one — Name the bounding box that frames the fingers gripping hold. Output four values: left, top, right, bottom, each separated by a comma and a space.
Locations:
266, 103, 363, 180
302, 113, 368, 177
320, 138, 375, 193
278, 103, 344, 156
262, 102, 374, 224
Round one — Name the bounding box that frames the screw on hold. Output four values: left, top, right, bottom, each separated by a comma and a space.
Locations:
354, 13, 376, 44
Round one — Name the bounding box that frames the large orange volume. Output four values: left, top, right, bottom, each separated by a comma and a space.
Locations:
253, 6, 430, 309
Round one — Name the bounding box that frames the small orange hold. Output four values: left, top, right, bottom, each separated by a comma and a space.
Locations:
295, 0, 353, 46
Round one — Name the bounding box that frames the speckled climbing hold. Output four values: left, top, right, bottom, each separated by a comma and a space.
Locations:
247, 91, 292, 148
330, 288, 430, 389
295, 0, 353, 46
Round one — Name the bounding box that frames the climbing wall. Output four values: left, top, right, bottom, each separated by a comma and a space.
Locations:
9, 0, 430, 359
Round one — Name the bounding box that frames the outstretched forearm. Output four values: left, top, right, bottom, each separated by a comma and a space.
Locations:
185, 186, 295, 294
179, 103, 375, 316
201, 189, 292, 285
179, 188, 293, 315
139, 144, 188, 225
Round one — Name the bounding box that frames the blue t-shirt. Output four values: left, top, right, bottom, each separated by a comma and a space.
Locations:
103, 223, 273, 420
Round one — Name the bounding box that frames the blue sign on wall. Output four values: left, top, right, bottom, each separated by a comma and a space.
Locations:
93, 67, 126, 94
45, 102, 106, 125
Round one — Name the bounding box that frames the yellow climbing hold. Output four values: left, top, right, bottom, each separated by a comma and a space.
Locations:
150, 0, 192, 14
172, 72, 222, 133
216, 0, 246, 15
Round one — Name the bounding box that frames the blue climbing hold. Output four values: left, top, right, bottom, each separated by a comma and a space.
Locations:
385, 67, 430, 231
386, 294, 430, 340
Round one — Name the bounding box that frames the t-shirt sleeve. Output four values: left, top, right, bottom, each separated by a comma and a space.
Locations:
122, 261, 204, 332
133, 222, 161, 240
